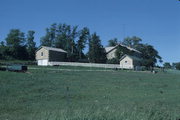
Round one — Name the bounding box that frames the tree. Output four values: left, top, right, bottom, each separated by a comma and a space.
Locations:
122, 36, 142, 48
77, 27, 90, 59
163, 62, 171, 69
108, 38, 118, 47
172, 63, 177, 69
88, 33, 107, 63
0, 41, 5, 46
176, 62, 180, 70
26, 30, 36, 60
49, 23, 57, 47
54, 24, 68, 49
40, 28, 52, 47
122, 36, 162, 69
173, 62, 180, 70
106, 58, 119, 64
6, 29, 25, 47
136, 44, 162, 68
41, 23, 82, 61
55, 24, 79, 61
40, 23, 57, 47
0, 41, 5, 59
0, 43, 11, 60
5, 29, 28, 60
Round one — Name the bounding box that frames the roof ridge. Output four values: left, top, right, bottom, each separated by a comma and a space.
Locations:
120, 54, 141, 61
38, 46, 67, 53
105, 44, 141, 54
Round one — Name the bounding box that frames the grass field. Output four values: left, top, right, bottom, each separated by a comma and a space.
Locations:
0, 66, 180, 120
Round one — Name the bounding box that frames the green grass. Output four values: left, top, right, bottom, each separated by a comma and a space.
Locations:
0, 66, 180, 120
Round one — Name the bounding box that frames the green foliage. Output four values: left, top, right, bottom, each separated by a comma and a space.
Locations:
121, 36, 162, 68
5, 29, 28, 60
163, 62, 171, 69
0, 29, 37, 61
175, 62, 180, 70
115, 45, 135, 59
6, 29, 25, 47
106, 58, 119, 64
136, 44, 162, 68
40, 28, 53, 47
0, 42, 8, 59
122, 36, 142, 48
40, 23, 88, 61
77, 27, 90, 59
40, 23, 58, 47
107, 38, 118, 46
115, 45, 125, 59
26, 30, 36, 60
88, 33, 107, 63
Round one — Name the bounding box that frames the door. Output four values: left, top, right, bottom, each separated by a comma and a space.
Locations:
38, 59, 48, 66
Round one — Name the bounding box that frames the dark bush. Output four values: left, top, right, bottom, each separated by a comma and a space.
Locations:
176, 62, 180, 70
106, 58, 119, 64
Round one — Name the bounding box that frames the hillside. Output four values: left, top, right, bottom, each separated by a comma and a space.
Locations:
0, 66, 180, 120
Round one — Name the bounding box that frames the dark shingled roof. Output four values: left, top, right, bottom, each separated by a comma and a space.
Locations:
120, 54, 142, 61
37, 46, 67, 53
105, 44, 141, 54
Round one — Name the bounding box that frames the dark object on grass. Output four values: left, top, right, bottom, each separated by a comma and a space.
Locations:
160, 90, 163, 94
113, 68, 118, 71
53, 65, 60, 67
7, 64, 28, 72
0, 67, 6, 71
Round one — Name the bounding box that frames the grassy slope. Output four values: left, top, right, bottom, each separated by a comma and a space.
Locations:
0, 67, 180, 120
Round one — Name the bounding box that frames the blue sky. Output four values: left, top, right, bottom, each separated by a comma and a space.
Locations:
0, 0, 180, 63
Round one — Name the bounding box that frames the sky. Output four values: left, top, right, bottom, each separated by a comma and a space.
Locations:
0, 0, 180, 63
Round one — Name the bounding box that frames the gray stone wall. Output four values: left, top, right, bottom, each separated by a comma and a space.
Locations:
48, 62, 120, 68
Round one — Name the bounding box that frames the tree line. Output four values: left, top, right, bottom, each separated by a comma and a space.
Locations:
0, 23, 179, 70
40, 23, 106, 62
0, 30, 36, 60
0, 23, 107, 63
163, 62, 180, 70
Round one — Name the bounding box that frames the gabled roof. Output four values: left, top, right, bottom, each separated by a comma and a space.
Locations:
120, 54, 142, 61
105, 44, 141, 54
105, 46, 116, 53
37, 46, 67, 53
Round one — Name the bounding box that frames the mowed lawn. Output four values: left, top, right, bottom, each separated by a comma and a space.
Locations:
1, 66, 180, 120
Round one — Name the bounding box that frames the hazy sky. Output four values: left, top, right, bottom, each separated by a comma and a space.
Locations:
0, 0, 180, 63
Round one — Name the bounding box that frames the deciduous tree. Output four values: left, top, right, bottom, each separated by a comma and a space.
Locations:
5, 29, 28, 60
26, 30, 36, 60
88, 33, 107, 63
163, 62, 171, 69
77, 27, 90, 59
108, 38, 118, 47
136, 44, 162, 68
122, 36, 142, 48
176, 62, 180, 70
40, 28, 52, 47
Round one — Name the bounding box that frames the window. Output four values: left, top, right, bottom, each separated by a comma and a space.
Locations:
41, 52, 43, 56
125, 61, 127, 63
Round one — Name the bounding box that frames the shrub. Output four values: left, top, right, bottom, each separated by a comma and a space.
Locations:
106, 58, 119, 64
